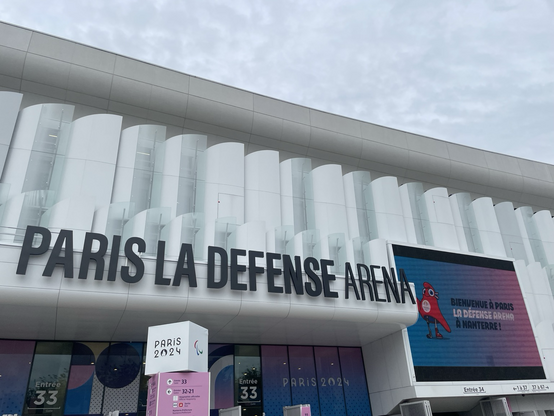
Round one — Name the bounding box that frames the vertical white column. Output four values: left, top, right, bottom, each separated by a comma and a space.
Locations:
151, 134, 207, 218
203, 142, 244, 249
448, 193, 472, 252
422, 187, 459, 251
155, 134, 207, 258
0, 103, 75, 242
343, 171, 371, 241
122, 207, 172, 255
398, 183, 418, 245
56, 114, 122, 210
514, 206, 540, 265
235, 221, 267, 263
111, 125, 166, 215
470, 197, 506, 257
161, 212, 205, 259
399, 182, 430, 245
370, 176, 408, 243
279, 158, 313, 236
531, 210, 554, 266
243, 150, 281, 254
244, 150, 281, 231
43, 197, 96, 248
309, 164, 348, 270
343, 171, 372, 265
0, 92, 22, 178
495, 201, 530, 263
2, 103, 74, 199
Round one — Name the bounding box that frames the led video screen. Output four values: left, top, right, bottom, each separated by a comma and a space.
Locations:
392, 244, 546, 382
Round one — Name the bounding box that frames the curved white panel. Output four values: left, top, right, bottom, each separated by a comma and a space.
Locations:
244, 150, 281, 231
302, 165, 348, 270
123, 207, 172, 255
161, 213, 205, 259
532, 210, 554, 266
151, 134, 207, 218
522, 262, 552, 325
495, 201, 529, 262
470, 197, 505, 257
448, 193, 472, 252
5, 104, 42, 152
0, 190, 56, 243
371, 176, 407, 242
290, 229, 320, 260
535, 319, 554, 380
343, 171, 372, 242
527, 265, 554, 322
368, 238, 388, 267
0, 192, 27, 242
91, 204, 111, 241
43, 196, 95, 248
400, 182, 430, 245
0, 92, 23, 176
111, 124, 166, 215
398, 183, 418, 245
57, 114, 122, 209
2, 103, 74, 200
91, 201, 134, 248
267, 224, 294, 256
515, 206, 540, 265
422, 187, 459, 250
203, 142, 245, 248
235, 221, 267, 259
279, 158, 313, 235
310, 164, 348, 238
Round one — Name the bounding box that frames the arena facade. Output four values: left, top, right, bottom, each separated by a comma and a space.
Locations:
0, 21, 553, 416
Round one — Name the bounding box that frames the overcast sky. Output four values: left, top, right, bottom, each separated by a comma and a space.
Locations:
2, 0, 553, 164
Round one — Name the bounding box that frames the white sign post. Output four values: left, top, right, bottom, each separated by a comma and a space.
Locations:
283, 404, 311, 416
145, 321, 208, 375
219, 405, 242, 416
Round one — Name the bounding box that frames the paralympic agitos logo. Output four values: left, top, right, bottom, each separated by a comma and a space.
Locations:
15, 226, 415, 304
193, 340, 203, 356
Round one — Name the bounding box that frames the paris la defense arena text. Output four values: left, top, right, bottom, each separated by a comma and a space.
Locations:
17, 226, 415, 304
0, 21, 553, 416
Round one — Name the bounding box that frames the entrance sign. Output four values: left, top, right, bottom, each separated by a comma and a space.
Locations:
145, 321, 208, 375
147, 372, 210, 416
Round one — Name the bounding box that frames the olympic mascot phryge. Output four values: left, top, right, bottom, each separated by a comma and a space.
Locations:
417, 282, 451, 339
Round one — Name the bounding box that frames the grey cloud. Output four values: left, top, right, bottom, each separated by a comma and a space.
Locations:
1, 0, 552, 163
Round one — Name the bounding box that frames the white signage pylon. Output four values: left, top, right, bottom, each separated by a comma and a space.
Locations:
144, 321, 208, 375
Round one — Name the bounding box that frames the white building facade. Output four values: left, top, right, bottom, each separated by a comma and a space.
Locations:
0, 21, 553, 416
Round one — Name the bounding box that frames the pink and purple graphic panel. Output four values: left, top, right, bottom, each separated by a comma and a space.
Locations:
0, 340, 35, 415
314, 347, 346, 416
208, 344, 234, 416
338, 348, 371, 416
157, 372, 210, 415
260, 346, 371, 416
261, 345, 292, 416
288, 346, 320, 416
